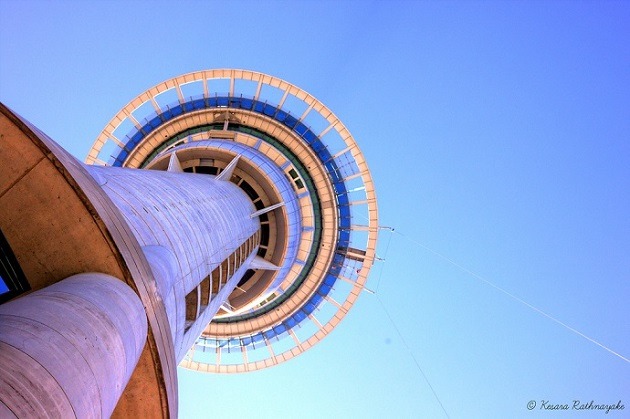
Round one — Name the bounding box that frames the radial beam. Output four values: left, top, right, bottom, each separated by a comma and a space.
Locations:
167, 152, 184, 173
216, 155, 241, 181
249, 256, 281, 271
250, 202, 285, 219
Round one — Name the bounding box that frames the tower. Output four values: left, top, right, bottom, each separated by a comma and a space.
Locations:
0, 70, 378, 417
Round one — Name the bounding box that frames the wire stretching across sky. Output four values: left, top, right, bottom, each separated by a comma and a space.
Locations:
387, 229, 630, 365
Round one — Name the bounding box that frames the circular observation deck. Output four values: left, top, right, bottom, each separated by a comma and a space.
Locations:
87, 70, 378, 372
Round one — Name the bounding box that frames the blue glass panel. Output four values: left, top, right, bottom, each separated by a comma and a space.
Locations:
276, 110, 288, 122
171, 105, 184, 117
229, 97, 241, 108
263, 104, 275, 116
140, 124, 154, 136
253, 101, 265, 113
318, 282, 332, 295
295, 122, 308, 136
117, 149, 129, 161
240, 98, 253, 110
302, 130, 316, 144
339, 230, 351, 244
303, 301, 317, 315
284, 317, 297, 328
293, 310, 307, 323
310, 293, 323, 307
284, 115, 298, 129
273, 324, 287, 334
217, 97, 229, 107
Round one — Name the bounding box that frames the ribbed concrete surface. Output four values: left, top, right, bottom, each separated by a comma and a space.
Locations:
0, 273, 147, 418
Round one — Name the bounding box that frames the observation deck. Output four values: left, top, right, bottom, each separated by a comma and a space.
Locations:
88, 70, 379, 373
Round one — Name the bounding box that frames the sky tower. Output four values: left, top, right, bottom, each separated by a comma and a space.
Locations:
0, 69, 378, 417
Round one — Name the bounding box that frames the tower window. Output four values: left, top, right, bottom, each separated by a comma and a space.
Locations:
0, 228, 30, 305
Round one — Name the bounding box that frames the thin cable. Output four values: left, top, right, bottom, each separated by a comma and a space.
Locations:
394, 230, 630, 364
376, 294, 450, 419
375, 228, 394, 293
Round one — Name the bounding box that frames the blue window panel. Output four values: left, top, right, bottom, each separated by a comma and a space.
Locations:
339, 220, 351, 232
273, 324, 287, 335
325, 163, 341, 182
284, 317, 297, 329
170, 105, 184, 117
339, 223, 352, 236
162, 109, 175, 122
263, 329, 276, 340
229, 97, 241, 108
140, 124, 155, 136
251, 333, 265, 344
253, 101, 265, 113
295, 122, 308, 136
284, 115, 298, 129
148, 116, 162, 128
309, 293, 323, 307
240, 98, 253, 110
183, 102, 194, 112
263, 104, 276, 116
276, 110, 288, 122
129, 132, 144, 149
323, 275, 336, 287
311, 142, 325, 155
207, 97, 218, 107
318, 282, 332, 296
302, 130, 316, 144
339, 188, 351, 199
217, 97, 229, 107
117, 149, 129, 161
329, 260, 342, 275
161, 109, 173, 120
192, 98, 206, 110
303, 301, 317, 315
316, 150, 333, 167
292, 310, 307, 323
318, 146, 333, 162
339, 218, 352, 235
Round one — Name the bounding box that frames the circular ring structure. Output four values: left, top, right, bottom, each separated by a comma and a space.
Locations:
88, 69, 378, 372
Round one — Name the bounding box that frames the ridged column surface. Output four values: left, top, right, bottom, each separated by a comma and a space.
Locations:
88, 166, 259, 356
0, 273, 147, 418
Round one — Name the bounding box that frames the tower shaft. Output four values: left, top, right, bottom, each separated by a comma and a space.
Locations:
89, 165, 260, 359
0, 69, 379, 417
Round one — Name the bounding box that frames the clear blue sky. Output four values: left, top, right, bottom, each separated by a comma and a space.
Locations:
1, 1, 628, 418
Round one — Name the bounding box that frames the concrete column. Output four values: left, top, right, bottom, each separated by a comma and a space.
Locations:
0, 273, 147, 418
